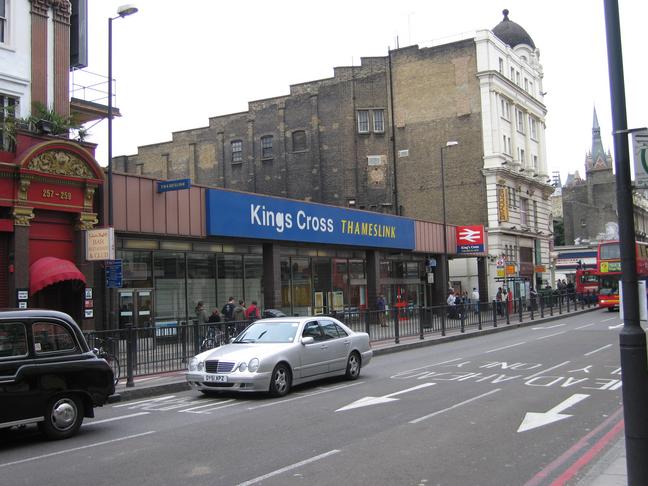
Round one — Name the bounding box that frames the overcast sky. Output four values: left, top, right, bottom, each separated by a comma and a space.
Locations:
78, 0, 647, 185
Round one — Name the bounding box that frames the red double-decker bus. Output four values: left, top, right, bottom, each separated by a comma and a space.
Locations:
575, 268, 599, 295
597, 240, 648, 311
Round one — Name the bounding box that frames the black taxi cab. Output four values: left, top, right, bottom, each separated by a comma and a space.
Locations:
0, 310, 114, 439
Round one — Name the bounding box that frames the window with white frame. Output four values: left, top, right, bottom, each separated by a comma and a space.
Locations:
516, 108, 525, 133
532, 155, 538, 170
0, 0, 7, 44
372, 109, 385, 132
357, 110, 369, 133
500, 98, 511, 120
261, 135, 273, 159
517, 147, 526, 165
231, 140, 242, 163
520, 198, 529, 226
529, 115, 538, 139
528, 80, 534, 96
510, 67, 515, 80
516, 71, 521, 85
524, 78, 528, 91
502, 135, 511, 155
498, 58, 504, 74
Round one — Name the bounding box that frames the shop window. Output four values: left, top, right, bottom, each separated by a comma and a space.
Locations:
280, 258, 291, 313
217, 254, 243, 308
244, 254, 263, 308
291, 257, 312, 316
154, 252, 187, 324
118, 250, 152, 288
188, 253, 216, 315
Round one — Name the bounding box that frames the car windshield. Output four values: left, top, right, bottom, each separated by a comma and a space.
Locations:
232, 321, 298, 343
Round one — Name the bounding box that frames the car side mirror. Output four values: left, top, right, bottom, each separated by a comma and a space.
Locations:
301, 336, 315, 345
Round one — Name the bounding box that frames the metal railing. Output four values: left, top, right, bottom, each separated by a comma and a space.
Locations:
85, 291, 598, 386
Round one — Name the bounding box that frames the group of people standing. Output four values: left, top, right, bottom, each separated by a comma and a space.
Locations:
446, 287, 480, 319
195, 297, 261, 326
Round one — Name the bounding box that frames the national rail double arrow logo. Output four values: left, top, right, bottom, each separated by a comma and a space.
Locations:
458, 228, 481, 243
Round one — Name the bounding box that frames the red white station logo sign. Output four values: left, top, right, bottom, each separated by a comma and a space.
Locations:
456, 225, 485, 254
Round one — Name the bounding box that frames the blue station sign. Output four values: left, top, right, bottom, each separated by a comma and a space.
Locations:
157, 178, 191, 193
206, 189, 415, 250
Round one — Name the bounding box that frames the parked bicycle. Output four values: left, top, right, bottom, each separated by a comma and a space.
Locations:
92, 336, 120, 386
200, 324, 238, 352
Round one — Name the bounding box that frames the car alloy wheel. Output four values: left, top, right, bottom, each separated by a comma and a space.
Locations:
270, 363, 291, 397
345, 352, 361, 380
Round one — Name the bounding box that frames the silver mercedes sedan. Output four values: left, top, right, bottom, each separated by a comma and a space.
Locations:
186, 316, 372, 397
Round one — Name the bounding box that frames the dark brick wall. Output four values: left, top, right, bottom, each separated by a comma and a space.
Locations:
119, 40, 488, 227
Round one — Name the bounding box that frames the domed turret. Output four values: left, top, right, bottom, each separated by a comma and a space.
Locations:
492, 9, 536, 49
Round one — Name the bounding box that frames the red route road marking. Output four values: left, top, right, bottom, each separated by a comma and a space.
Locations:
523, 406, 624, 486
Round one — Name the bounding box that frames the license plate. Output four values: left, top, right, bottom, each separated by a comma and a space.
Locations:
205, 374, 228, 383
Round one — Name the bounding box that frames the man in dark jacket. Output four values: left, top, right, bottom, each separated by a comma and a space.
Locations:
222, 297, 236, 322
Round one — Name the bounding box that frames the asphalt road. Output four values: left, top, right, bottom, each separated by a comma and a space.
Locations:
0, 310, 628, 486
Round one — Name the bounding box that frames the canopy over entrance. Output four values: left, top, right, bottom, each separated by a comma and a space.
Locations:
29, 257, 86, 295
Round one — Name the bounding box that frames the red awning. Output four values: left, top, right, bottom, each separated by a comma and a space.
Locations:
30, 257, 86, 295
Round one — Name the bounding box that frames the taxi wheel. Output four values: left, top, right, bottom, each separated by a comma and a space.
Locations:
269, 363, 292, 397
39, 394, 83, 440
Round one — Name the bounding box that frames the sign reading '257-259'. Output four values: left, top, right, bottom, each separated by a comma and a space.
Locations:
205, 189, 415, 249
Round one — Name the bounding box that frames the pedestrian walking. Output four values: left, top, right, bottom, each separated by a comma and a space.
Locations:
195, 301, 208, 326
221, 297, 236, 322
447, 289, 457, 319
377, 294, 387, 327
208, 308, 221, 323
245, 301, 261, 321
471, 287, 480, 313
233, 300, 246, 321
496, 287, 503, 315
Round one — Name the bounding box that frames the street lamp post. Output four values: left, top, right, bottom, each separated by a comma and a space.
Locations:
604, 1, 648, 484
440, 141, 459, 297
108, 4, 138, 227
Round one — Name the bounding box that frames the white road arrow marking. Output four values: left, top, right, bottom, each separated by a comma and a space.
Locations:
517, 394, 589, 432
335, 383, 435, 412
608, 323, 623, 329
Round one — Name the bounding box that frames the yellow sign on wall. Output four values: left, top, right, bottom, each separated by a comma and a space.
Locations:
498, 187, 509, 222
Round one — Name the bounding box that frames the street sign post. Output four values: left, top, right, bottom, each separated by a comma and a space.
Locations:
105, 259, 123, 288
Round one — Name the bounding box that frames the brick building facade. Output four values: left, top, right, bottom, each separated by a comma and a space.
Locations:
114, 10, 554, 297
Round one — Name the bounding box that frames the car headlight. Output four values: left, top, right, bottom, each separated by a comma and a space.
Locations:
188, 357, 205, 372
248, 358, 260, 373
238, 361, 247, 372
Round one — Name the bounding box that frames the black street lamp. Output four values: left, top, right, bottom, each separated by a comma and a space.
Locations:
108, 4, 138, 227
441, 140, 458, 297
604, 1, 648, 484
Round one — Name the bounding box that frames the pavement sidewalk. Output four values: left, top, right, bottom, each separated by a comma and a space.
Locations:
108, 306, 627, 484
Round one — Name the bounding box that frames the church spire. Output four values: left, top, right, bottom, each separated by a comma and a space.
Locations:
588, 106, 609, 172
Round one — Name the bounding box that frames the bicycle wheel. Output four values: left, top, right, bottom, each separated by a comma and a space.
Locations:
105, 354, 120, 386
